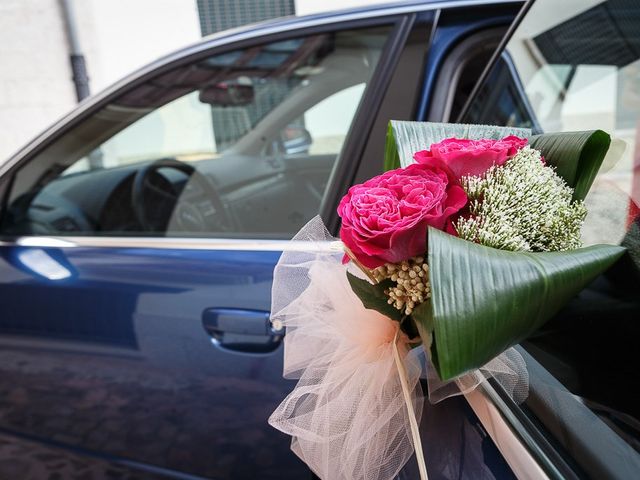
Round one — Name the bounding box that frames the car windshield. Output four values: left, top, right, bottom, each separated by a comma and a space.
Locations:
463, 0, 640, 457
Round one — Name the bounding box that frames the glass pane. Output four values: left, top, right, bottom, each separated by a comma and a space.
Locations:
2, 26, 391, 238
464, 0, 640, 454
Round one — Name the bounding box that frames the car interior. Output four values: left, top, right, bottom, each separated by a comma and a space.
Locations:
0, 27, 388, 239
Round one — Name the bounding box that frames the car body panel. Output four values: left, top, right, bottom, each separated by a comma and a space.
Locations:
0, 241, 519, 479
0, 245, 301, 478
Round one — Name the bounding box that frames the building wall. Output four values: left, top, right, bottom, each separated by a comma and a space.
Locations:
0, 0, 200, 162
197, 0, 295, 35
0, 0, 77, 161
74, 0, 201, 93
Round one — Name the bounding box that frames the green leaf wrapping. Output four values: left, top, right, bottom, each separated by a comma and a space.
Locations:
530, 130, 611, 201
376, 121, 624, 380
384, 123, 401, 171
422, 228, 625, 380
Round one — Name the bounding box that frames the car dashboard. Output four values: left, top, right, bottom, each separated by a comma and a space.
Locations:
1, 152, 334, 239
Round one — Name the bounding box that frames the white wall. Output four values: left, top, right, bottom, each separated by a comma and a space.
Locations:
0, 0, 77, 162
295, 0, 398, 16
74, 0, 201, 93
0, 0, 201, 162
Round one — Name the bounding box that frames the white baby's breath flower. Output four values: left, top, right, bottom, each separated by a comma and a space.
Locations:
454, 146, 586, 252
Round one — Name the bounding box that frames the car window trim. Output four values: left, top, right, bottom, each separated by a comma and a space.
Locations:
0, 236, 342, 252
456, 0, 533, 122
485, 369, 581, 480
0, 14, 417, 245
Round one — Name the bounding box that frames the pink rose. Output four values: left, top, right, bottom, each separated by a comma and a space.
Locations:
414, 135, 528, 179
338, 162, 467, 269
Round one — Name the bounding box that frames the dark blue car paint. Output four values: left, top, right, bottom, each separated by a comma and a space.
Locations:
0, 2, 522, 478
0, 246, 304, 478
0, 245, 517, 478
417, 13, 518, 121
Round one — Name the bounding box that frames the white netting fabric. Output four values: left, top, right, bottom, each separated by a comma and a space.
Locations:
269, 216, 528, 480
427, 346, 529, 405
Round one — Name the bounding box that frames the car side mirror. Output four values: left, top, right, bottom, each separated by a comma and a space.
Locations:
280, 124, 312, 155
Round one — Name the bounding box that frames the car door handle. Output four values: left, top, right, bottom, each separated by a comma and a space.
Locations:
202, 308, 284, 354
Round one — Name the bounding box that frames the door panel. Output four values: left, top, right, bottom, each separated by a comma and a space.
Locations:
0, 245, 306, 478
0, 242, 519, 479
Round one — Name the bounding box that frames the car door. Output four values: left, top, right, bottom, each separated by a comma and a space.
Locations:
0, 16, 411, 479
460, 0, 640, 477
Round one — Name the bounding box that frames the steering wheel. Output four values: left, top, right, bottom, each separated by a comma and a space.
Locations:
132, 158, 232, 233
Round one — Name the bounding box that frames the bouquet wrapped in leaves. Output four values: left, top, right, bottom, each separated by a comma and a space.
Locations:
269, 121, 625, 480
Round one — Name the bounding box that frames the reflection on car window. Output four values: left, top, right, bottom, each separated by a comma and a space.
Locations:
63, 91, 217, 176
2, 27, 391, 238
464, 0, 640, 456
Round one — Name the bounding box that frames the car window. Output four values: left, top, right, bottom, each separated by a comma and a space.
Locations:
464, 0, 640, 459
1, 27, 391, 238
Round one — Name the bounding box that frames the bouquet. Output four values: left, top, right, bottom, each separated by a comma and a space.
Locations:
268, 122, 625, 480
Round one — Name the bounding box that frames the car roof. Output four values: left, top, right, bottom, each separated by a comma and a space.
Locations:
197, 0, 493, 43
155, 0, 514, 71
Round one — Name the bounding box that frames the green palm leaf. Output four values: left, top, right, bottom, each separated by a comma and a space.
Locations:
530, 130, 611, 201
421, 228, 625, 380
377, 121, 624, 380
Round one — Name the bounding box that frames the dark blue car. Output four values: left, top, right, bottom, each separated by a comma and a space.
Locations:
1, 0, 639, 478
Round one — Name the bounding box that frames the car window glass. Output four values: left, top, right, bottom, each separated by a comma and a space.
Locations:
63, 91, 217, 175
2, 27, 391, 238
464, 0, 640, 455
304, 83, 366, 155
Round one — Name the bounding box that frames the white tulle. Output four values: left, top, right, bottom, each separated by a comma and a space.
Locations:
427, 347, 529, 405
269, 217, 528, 480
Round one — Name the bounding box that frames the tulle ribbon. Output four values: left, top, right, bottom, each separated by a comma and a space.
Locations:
268, 217, 528, 480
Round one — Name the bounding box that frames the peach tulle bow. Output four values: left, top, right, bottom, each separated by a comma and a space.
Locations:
268, 217, 426, 480
268, 217, 528, 480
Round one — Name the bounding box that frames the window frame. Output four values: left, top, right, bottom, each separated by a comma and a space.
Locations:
0, 12, 417, 244
456, 0, 534, 123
